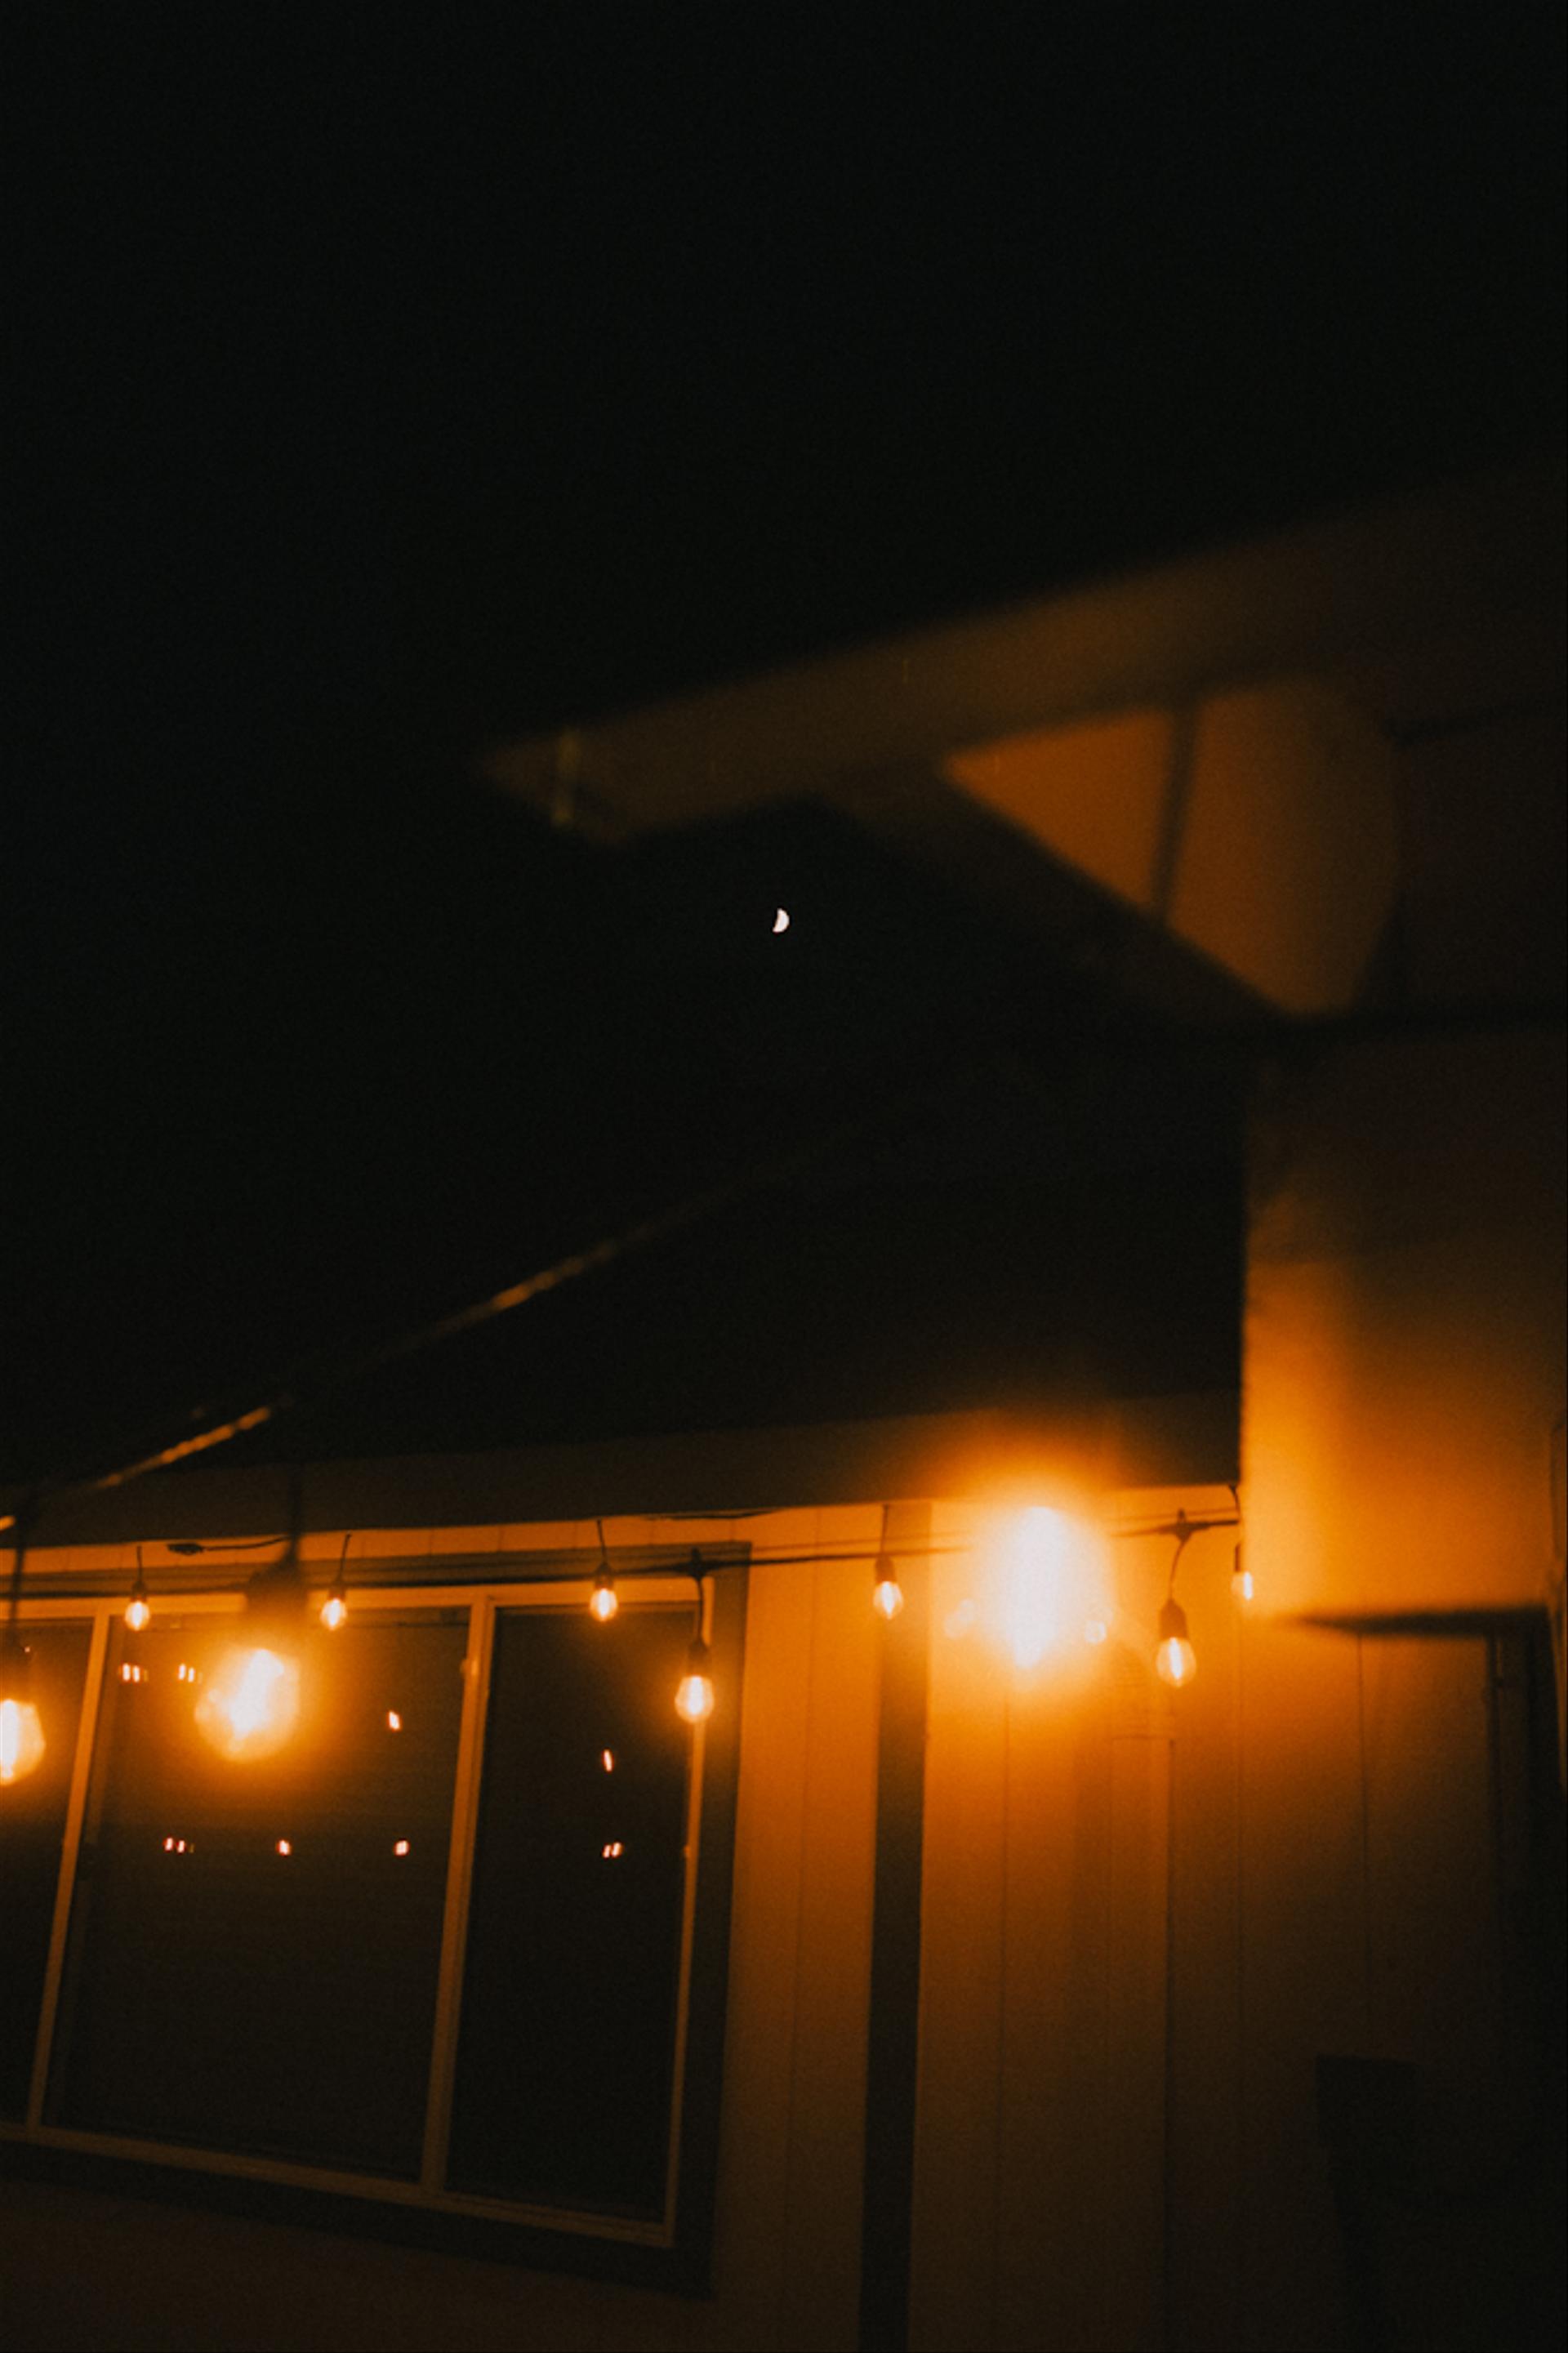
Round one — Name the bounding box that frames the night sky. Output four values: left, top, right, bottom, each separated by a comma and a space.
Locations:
6, 11, 1564, 1490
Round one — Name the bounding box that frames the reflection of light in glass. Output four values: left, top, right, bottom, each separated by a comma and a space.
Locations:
162, 1835, 193, 1855
601, 1841, 625, 1859
119, 1662, 147, 1684
194, 1647, 301, 1761
601, 1749, 615, 1772
944, 1598, 977, 1638
275, 1838, 292, 1856
393, 1838, 410, 1857
176, 1662, 197, 1682
0, 1694, 46, 1786
386, 1710, 402, 1731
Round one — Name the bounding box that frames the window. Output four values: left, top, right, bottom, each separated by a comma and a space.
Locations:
0, 1558, 745, 2288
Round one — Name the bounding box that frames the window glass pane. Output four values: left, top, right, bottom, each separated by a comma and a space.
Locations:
49, 1610, 466, 2176
448, 1604, 695, 2217
0, 1622, 92, 2119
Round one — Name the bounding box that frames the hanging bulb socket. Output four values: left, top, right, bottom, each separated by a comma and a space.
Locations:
194, 1548, 309, 1762
871, 1553, 905, 1620
125, 1558, 152, 1633
0, 1632, 47, 1785
1230, 1542, 1254, 1605
675, 1633, 715, 1726
590, 1566, 619, 1623
1155, 1597, 1198, 1689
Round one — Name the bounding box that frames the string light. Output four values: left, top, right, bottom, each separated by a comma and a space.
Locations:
194, 1542, 308, 1762
0, 1519, 44, 1786
124, 1549, 152, 1633
589, 1520, 619, 1621
871, 1512, 905, 1621
1230, 1542, 1254, 1605
675, 1634, 715, 1726
0, 1634, 46, 1787
320, 1531, 350, 1630
1155, 1598, 1198, 1688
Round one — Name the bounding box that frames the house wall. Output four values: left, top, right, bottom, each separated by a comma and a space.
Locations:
1158, 1024, 1566, 2353
0, 1510, 884, 2353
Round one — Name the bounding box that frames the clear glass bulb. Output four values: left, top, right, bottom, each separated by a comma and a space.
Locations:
1156, 1633, 1199, 1688
194, 1645, 301, 1761
1156, 1597, 1197, 1688
319, 1589, 348, 1631
124, 1590, 151, 1633
872, 1575, 905, 1621
675, 1636, 715, 1725
675, 1668, 715, 1724
0, 1695, 46, 1785
589, 1571, 619, 1623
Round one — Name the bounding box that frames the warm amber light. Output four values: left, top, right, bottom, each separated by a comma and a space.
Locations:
589, 1569, 619, 1623
601, 1748, 615, 1771
1156, 1598, 1197, 1688
194, 1646, 301, 1761
1084, 1614, 1111, 1645
675, 1636, 715, 1726
319, 1585, 348, 1632
1231, 1562, 1254, 1604
393, 1838, 410, 1856
125, 1593, 151, 1633
944, 1597, 978, 1639
0, 1696, 46, 1786
275, 1838, 292, 1856
1156, 1634, 1198, 1687
873, 1575, 905, 1621
386, 1710, 402, 1731
601, 1840, 625, 1858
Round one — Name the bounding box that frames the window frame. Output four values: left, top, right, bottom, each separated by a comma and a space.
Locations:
0, 1552, 747, 2292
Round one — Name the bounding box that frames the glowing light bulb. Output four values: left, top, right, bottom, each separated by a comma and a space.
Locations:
194, 1646, 301, 1761
275, 1838, 292, 1856
872, 1556, 905, 1620
1155, 1598, 1197, 1689
386, 1710, 402, 1731
1230, 1547, 1254, 1605
124, 1580, 152, 1633
393, 1838, 410, 1857
601, 1748, 615, 1772
320, 1578, 348, 1631
1004, 1507, 1070, 1668
675, 1637, 715, 1726
0, 1692, 46, 1786
589, 1568, 619, 1623
772, 907, 791, 934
